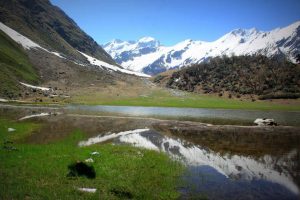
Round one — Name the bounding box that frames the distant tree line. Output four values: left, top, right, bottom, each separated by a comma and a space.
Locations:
158, 55, 300, 99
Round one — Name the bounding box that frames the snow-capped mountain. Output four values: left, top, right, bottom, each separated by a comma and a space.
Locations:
103, 37, 160, 64
104, 21, 300, 75
0, 22, 149, 77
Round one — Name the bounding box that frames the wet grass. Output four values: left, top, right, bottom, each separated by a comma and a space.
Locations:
0, 118, 40, 141
155, 116, 253, 126
0, 118, 184, 199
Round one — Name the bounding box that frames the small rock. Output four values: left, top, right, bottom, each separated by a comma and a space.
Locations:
77, 187, 97, 193
0, 98, 8, 102
85, 158, 94, 163
137, 151, 143, 157
254, 118, 277, 126
8, 128, 16, 132
91, 151, 100, 156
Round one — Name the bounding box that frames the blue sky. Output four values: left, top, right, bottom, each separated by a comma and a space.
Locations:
51, 0, 300, 46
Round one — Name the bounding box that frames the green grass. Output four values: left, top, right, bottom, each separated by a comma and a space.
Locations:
72, 89, 300, 111
0, 118, 40, 141
0, 119, 184, 199
0, 30, 39, 98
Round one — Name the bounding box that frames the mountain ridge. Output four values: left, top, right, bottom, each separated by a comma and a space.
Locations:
0, 0, 115, 64
0, 0, 149, 99
104, 21, 300, 75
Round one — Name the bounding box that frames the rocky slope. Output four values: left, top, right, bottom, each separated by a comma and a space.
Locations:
0, 0, 114, 64
0, 28, 38, 98
104, 21, 300, 75
0, 0, 148, 100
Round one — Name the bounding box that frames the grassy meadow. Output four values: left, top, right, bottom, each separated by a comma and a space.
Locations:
69, 85, 300, 111
0, 118, 184, 199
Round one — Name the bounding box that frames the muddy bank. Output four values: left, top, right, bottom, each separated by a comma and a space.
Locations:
152, 120, 300, 156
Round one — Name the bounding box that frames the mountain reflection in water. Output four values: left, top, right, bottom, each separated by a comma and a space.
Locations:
79, 129, 299, 198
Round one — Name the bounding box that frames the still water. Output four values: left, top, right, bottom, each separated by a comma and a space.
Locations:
1, 104, 300, 199
67, 105, 300, 126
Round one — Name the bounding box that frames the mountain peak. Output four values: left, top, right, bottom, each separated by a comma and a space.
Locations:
138, 36, 157, 43
284, 20, 300, 31
229, 28, 259, 37
183, 39, 193, 43
111, 39, 123, 44
136, 36, 160, 48
231, 28, 245, 35
104, 21, 299, 75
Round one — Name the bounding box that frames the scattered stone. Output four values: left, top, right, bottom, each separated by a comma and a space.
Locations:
137, 151, 143, 157
254, 118, 277, 126
110, 188, 133, 199
3, 141, 18, 151
3, 140, 13, 144
77, 187, 97, 193
3, 145, 18, 151
0, 98, 8, 102
7, 128, 16, 132
91, 151, 100, 156
60, 95, 70, 98
85, 158, 94, 163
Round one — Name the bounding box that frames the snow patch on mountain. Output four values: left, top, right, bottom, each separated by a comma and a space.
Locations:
0, 22, 65, 59
19, 82, 51, 91
0, 21, 149, 77
104, 21, 300, 75
79, 51, 150, 77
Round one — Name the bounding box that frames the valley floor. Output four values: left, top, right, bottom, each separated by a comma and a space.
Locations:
8, 78, 300, 111
0, 117, 183, 199
1, 105, 299, 199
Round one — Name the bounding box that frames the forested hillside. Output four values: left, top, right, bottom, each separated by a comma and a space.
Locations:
154, 55, 300, 99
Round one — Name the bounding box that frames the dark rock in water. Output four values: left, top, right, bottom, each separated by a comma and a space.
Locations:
67, 161, 96, 179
